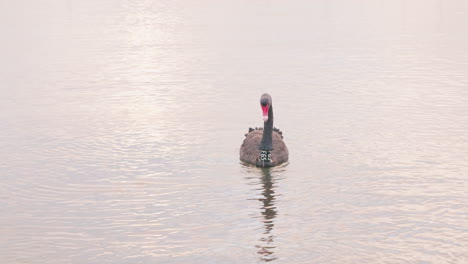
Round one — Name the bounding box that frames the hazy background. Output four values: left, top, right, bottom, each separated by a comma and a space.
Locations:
1, 0, 467, 263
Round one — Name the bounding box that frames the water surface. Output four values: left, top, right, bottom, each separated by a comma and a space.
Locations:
1, 0, 468, 263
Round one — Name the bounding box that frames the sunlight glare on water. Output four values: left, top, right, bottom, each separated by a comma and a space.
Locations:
1, 0, 467, 263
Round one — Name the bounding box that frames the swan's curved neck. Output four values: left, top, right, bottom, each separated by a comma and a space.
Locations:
260, 105, 274, 150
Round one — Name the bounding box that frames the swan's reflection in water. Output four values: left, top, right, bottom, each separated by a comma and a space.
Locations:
248, 167, 279, 262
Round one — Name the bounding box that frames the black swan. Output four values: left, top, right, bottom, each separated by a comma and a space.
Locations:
240, 93, 289, 167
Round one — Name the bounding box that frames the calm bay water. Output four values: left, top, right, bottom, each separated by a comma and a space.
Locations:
1, 0, 468, 263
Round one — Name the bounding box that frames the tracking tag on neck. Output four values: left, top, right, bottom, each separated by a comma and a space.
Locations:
260, 150, 272, 162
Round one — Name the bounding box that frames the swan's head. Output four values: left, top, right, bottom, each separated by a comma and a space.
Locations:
260, 93, 272, 122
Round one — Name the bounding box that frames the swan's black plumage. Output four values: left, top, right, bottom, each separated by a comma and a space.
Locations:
240, 94, 289, 167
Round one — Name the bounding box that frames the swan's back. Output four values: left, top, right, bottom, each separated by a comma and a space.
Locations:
240, 129, 288, 167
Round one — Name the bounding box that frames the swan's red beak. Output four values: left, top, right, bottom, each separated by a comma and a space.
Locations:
261, 104, 269, 122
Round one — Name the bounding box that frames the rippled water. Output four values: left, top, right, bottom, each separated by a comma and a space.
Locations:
1, 0, 468, 263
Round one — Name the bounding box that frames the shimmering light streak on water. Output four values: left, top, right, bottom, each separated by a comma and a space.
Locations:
1, 0, 467, 263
